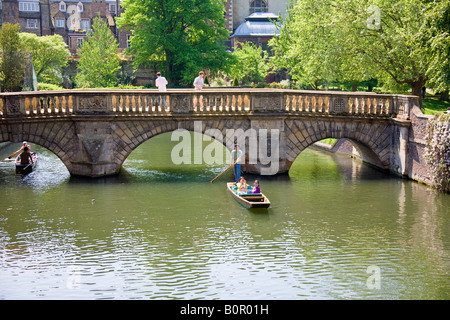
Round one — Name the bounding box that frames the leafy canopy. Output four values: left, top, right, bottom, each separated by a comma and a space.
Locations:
228, 42, 270, 86
20, 33, 70, 85
75, 15, 121, 88
116, 0, 234, 87
0, 23, 26, 92
270, 0, 449, 99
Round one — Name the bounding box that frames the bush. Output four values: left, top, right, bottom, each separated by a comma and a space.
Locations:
37, 83, 64, 91
425, 113, 450, 192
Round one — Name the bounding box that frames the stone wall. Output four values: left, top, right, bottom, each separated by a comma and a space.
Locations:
407, 106, 433, 185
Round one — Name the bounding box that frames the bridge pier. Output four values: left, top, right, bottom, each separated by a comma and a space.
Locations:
72, 127, 121, 177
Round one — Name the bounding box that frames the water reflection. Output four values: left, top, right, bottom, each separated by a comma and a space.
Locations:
0, 139, 449, 300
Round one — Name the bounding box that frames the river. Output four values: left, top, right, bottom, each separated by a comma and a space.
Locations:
0, 133, 448, 300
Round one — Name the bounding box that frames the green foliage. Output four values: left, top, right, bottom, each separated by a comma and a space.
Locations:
270, 0, 449, 99
425, 113, 450, 192
422, 97, 450, 115
116, 0, 234, 87
0, 23, 26, 92
420, 0, 450, 93
37, 82, 65, 91
20, 33, 70, 85
75, 15, 121, 88
228, 43, 270, 85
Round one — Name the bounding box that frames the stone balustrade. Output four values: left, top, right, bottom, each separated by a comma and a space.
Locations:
0, 89, 417, 119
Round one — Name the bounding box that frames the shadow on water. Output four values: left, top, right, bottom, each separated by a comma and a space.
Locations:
1, 140, 398, 189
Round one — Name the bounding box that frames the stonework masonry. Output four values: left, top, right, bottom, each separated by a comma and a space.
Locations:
0, 89, 434, 187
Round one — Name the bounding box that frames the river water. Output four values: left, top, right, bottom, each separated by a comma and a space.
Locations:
0, 134, 448, 300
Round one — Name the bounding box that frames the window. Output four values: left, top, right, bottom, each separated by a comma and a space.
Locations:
77, 2, 83, 13
109, 3, 116, 13
55, 18, 65, 28
127, 34, 132, 48
59, 1, 66, 12
81, 19, 90, 31
77, 38, 83, 48
26, 19, 38, 29
19, 2, 40, 12
249, 0, 267, 14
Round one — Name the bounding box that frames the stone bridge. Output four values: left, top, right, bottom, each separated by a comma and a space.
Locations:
0, 89, 420, 178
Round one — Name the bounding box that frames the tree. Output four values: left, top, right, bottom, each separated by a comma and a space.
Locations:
20, 33, 70, 85
0, 23, 27, 92
75, 15, 121, 88
228, 42, 270, 86
270, 0, 374, 90
420, 0, 450, 100
270, 0, 449, 103
116, 0, 234, 87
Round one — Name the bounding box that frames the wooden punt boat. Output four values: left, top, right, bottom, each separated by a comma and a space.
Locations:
227, 182, 270, 209
15, 152, 38, 174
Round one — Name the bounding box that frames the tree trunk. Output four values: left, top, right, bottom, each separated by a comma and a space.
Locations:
440, 90, 449, 101
352, 80, 358, 91
411, 80, 425, 107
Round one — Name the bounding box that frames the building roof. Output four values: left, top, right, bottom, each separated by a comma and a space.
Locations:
230, 12, 280, 38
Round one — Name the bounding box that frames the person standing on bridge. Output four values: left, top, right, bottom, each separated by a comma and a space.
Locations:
231, 144, 243, 183
193, 71, 205, 111
155, 72, 169, 111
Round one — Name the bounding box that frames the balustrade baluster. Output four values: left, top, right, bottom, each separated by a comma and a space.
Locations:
375, 98, 381, 115
118, 94, 123, 113
371, 98, 376, 115
50, 96, 56, 114
223, 94, 229, 112
30, 97, 37, 115
44, 96, 50, 114
352, 98, 357, 114
382, 98, 387, 115
298, 95, 304, 112
141, 95, 148, 113
285, 94, 291, 112
59, 95, 65, 114
313, 96, 319, 112
292, 94, 298, 112
23, 97, 30, 116
321, 96, 327, 113
53, 96, 59, 114
122, 95, 128, 112
292, 94, 297, 112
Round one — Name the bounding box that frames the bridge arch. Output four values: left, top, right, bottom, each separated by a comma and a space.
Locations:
283, 118, 393, 172
1, 120, 76, 173
110, 118, 253, 172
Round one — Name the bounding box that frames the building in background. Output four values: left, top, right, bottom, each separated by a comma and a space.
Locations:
225, 0, 288, 50
0, 0, 131, 54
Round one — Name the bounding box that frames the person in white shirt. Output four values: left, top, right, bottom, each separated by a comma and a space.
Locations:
193, 71, 204, 111
155, 72, 169, 110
